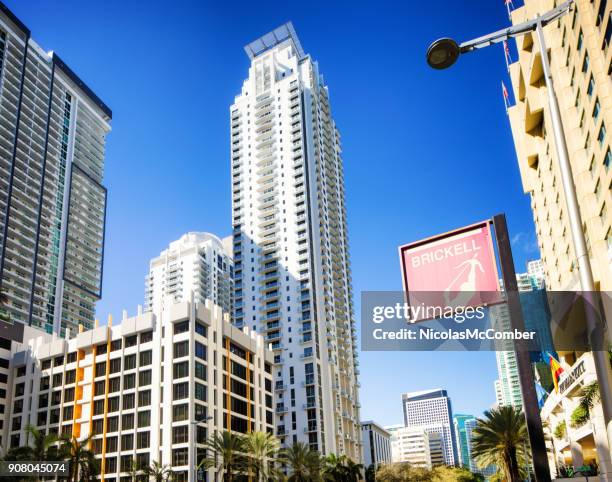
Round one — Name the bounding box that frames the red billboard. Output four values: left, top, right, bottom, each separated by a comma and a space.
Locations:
399, 220, 501, 318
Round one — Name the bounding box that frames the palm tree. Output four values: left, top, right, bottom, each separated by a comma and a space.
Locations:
243, 431, 282, 481
284, 442, 322, 482
199, 431, 247, 482
323, 454, 363, 482
25, 424, 62, 461
60, 435, 99, 482
343, 458, 363, 482
143, 460, 172, 481
127, 457, 143, 481
471, 405, 528, 482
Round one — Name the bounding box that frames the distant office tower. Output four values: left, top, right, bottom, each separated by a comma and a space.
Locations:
493, 262, 555, 407
402, 389, 457, 466
386, 424, 443, 468
230, 23, 360, 458
453, 414, 476, 468
507, 0, 611, 296
144, 232, 234, 317
361, 421, 392, 468
0, 3, 111, 337
4, 300, 274, 481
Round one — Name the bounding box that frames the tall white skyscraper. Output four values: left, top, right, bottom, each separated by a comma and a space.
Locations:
230, 23, 360, 458
144, 232, 234, 317
402, 389, 457, 466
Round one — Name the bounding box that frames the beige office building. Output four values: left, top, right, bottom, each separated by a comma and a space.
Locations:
4, 300, 274, 482
507, 0, 611, 293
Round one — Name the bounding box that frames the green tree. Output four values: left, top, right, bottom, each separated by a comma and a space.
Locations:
59, 435, 99, 482
323, 454, 363, 482
283, 442, 322, 482
2, 425, 61, 481
198, 431, 247, 482
364, 464, 376, 482
471, 406, 528, 482
143, 460, 172, 481
243, 431, 282, 481
375, 463, 432, 482
553, 420, 566, 440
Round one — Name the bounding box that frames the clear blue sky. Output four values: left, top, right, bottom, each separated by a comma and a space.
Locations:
11, 0, 540, 426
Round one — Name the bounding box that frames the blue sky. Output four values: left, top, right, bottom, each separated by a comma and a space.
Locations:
11, 0, 540, 425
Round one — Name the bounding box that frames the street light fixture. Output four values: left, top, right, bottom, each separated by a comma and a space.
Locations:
425, 38, 460, 69
427, 0, 612, 480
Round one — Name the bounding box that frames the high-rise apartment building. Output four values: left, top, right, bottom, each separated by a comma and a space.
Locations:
4, 300, 274, 482
453, 414, 476, 469
230, 23, 360, 458
0, 2, 111, 336
144, 232, 234, 317
361, 421, 392, 468
507, 0, 611, 296
493, 262, 554, 408
401, 389, 457, 466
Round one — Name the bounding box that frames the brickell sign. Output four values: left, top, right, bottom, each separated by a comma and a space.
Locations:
399, 221, 502, 319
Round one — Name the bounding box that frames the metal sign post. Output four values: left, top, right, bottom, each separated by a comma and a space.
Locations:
492, 213, 550, 482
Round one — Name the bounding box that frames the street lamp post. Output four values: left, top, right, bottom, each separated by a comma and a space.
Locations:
192, 415, 214, 482
427, 0, 612, 479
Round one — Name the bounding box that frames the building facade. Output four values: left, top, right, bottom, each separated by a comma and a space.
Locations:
401, 389, 457, 466
494, 262, 553, 408
4, 300, 274, 482
540, 352, 611, 478
144, 232, 234, 317
507, 0, 611, 295
230, 23, 360, 458
453, 414, 476, 469
361, 421, 392, 468
0, 1, 111, 336
386, 424, 443, 468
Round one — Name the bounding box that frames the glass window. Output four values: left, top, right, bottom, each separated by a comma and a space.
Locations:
137, 432, 150, 449
121, 434, 133, 451
598, 123, 606, 145
122, 393, 135, 410
137, 410, 151, 428
587, 75, 595, 96
122, 413, 134, 429
173, 341, 189, 359
195, 361, 206, 381
173, 404, 188, 422
124, 354, 136, 370
173, 362, 189, 380
139, 370, 152, 387
138, 390, 151, 407
195, 342, 206, 361
173, 382, 189, 401
108, 397, 119, 413
139, 351, 152, 367
173, 321, 189, 335
195, 383, 206, 402
140, 331, 153, 344
124, 373, 136, 390
172, 425, 188, 444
